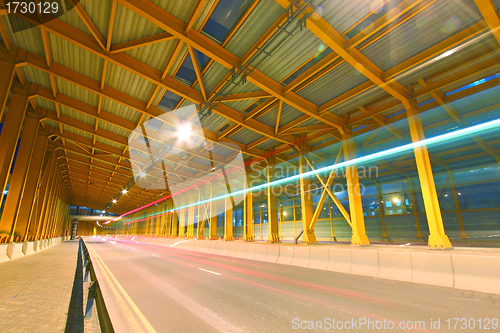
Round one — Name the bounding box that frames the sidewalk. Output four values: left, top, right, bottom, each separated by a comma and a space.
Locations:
0, 240, 100, 332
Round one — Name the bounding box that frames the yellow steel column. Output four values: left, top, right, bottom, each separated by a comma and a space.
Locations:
187, 192, 195, 239
170, 201, 178, 237
224, 196, 234, 240
0, 58, 16, 114
243, 172, 254, 241
46, 175, 62, 238
0, 91, 30, 206
266, 156, 280, 242
407, 106, 452, 248
342, 126, 370, 246
165, 203, 171, 237
374, 181, 388, 239
298, 146, 316, 244
196, 187, 206, 239
406, 175, 424, 239
42, 167, 61, 239
35, 153, 56, 239
0, 116, 40, 241
208, 200, 218, 240
446, 168, 468, 238
178, 197, 186, 238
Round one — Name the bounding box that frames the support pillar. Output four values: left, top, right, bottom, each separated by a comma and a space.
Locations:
446, 168, 468, 238
208, 200, 218, 240
298, 146, 316, 244
170, 201, 178, 237
0, 91, 30, 205
342, 125, 370, 246
0, 58, 16, 115
243, 172, 254, 241
196, 187, 207, 239
407, 106, 452, 249
178, 197, 186, 238
0, 116, 40, 241
374, 181, 388, 239
406, 176, 424, 239
35, 152, 56, 239
266, 156, 280, 242
224, 196, 233, 240
187, 192, 195, 239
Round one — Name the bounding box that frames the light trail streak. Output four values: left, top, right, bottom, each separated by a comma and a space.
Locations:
111, 115, 500, 226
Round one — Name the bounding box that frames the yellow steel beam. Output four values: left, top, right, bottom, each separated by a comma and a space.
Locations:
110, 32, 175, 53
474, 0, 500, 45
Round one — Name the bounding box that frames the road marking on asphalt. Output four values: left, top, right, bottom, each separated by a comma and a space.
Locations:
169, 240, 188, 247
86, 244, 143, 332
151, 254, 159, 257
86, 243, 157, 333
109, 241, 116, 244
198, 268, 221, 275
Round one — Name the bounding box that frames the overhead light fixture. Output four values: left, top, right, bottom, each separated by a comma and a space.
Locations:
102, 210, 106, 214
177, 123, 192, 140
139, 171, 146, 178
2, 190, 7, 194
122, 189, 128, 194
112, 199, 117, 203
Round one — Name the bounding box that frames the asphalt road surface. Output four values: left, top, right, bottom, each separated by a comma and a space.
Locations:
86, 239, 500, 333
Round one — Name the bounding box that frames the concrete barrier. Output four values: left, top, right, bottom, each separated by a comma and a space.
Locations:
452, 254, 500, 294
308, 247, 329, 270
22, 241, 37, 256
264, 245, 280, 263
234, 243, 246, 258
206, 241, 217, 254
327, 248, 352, 273
213, 242, 224, 255
350, 249, 379, 277
411, 252, 454, 287
7, 243, 25, 260
377, 250, 412, 282
277, 246, 294, 265
291, 246, 310, 268
253, 244, 267, 261
244, 243, 256, 260
221, 242, 231, 256
0, 244, 9, 263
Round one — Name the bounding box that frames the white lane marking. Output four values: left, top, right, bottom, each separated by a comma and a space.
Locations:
198, 268, 220, 275
151, 254, 159, 257
170, 240, 188, 247
109, 241, 117, 244
131, 236, 137, 241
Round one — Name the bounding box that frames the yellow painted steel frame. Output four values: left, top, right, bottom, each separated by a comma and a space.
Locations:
297, 146, 316, 244
224, 196, 234, 241
187, 192, 195, 239
406, 175, 424, 239
342, 127, 370, 246
407, 106, 452, 248
244, 173, 254, 241
266, 156, 281, 242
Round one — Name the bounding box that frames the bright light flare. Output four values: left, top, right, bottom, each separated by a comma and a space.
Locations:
122, 189, 128, 194
112, 199, 117, 203
177, 123, 192, 140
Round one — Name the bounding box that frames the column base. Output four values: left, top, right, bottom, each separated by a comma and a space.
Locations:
351, 234, 370, 246
224, 235, 234, 241
244, 236, 254, 242
460, 231, 469, 238
208, 236, 218, 240
428, 234, 453, 249
302, 232, 317, 244
268, 234, 281, 243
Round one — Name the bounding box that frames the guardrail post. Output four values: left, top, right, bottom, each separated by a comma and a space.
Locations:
85, 281, 97, 318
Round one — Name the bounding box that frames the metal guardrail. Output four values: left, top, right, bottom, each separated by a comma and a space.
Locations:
80, 238, 114, 333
